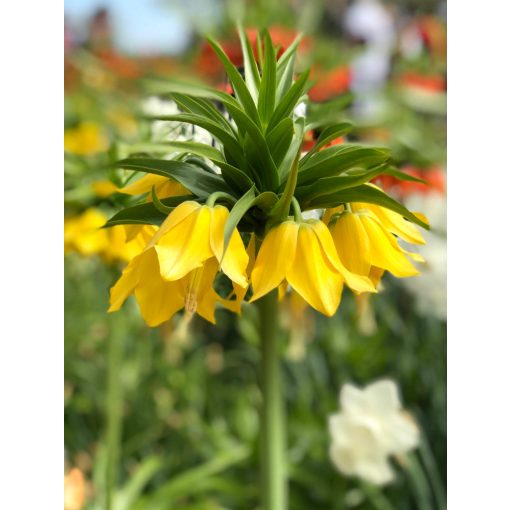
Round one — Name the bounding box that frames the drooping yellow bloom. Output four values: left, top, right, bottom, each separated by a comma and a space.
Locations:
109, 250, 224, 326
328, 208, 423, 280
152, 201, 249, 286
119, 173, 188, 200
64, 209, 109, 256
250, 220, 376, 316
91, 179, 119, 198
105, 224, 157, 263
351, 202, 427, 245
118, 173, 189, 241
64, 208, 154, 262
108, 201, 249, 326
64, 122, 108, 155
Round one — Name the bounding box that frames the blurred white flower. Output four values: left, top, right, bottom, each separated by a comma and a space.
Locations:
328, 379, 419, 485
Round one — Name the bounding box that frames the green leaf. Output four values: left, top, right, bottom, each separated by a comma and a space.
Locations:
308, 184, 430, 229
207, 37, 261, 125
268, 70, 310, 132
258, 30, 277, 126
305, 93, 354, 131
147, 113, 245, 167
299, 122, 353, 165
223, 187, 278, 257
143, 77, 246, 114
223, 102, 279, 190
238, 27, 261, 100
171, 92, 236, 135
115, 456, 164, 510
266, 118, 295, 168
211, 160, 256, 195
298, 145, 390, 185
115, 158, 230, 197
296, 165, 390, 202
222, 186, 256, 256
131, 445, 250, 509
382, 167, 429, 184
276, 51, 296, 102
267, 148, 300, 227
123, 141, 224, 161
278, 116, 305, 181
104, 195, 194, 227
276, 33, 303, 76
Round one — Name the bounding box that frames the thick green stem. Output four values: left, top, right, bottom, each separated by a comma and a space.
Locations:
105, 314, 124, 510
257, 290, 287, 510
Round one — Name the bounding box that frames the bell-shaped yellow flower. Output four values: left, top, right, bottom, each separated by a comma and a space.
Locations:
109, 250, 224, 326
250, 220, 376, 316
105, 224, 157, 263
119, 173, 188, 200
64, 209, 109, 256
108, 200, 250, 326
64, 122, 108, 155
118, 174, 189, 242
64, 208, 155, 263
153, 201, 249, 287
351, 202, 427, 245
328, 208, 421, 280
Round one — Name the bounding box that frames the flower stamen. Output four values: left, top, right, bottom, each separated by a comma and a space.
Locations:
184, 265, 205, 315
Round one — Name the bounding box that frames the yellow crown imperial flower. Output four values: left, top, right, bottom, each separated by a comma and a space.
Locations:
119, 173, 188, 200
328, 206, 423, 281
64, 121, 108, 155
250, 219, 376, 317
109, 250, 225, 326
108, 200, 249, 326
152, 201, 248, 287
102, 30, 430, 324
64, 208, 155, 263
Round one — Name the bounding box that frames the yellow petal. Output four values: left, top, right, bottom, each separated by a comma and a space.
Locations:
369, 267, 385, 287
359, 214, 419, 277
356, 203, 426, 245
148, 201, 201, 248
134, 250, 184, 326
246, 234, 257, 277
278, 282, 288, 301
108, 255, 142, 312
311, 219, 376, 294
329, 212, 371, 276
67, 209, 109, 256
124, 224, 144, 242
154, 179, 189, 199
119, 174, 169, 196
92, 180, 119, 197
195, 259, 222, 324
286, 223, 342, 316
322, 205, 345, 225
209, 205, 248, 288
155, 206, 213, 280
250, 221, 299, 302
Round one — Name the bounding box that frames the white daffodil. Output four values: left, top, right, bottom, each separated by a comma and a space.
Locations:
328, 379, 419, 485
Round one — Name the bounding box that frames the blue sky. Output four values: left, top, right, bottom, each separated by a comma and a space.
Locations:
64, 0, 221, 55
